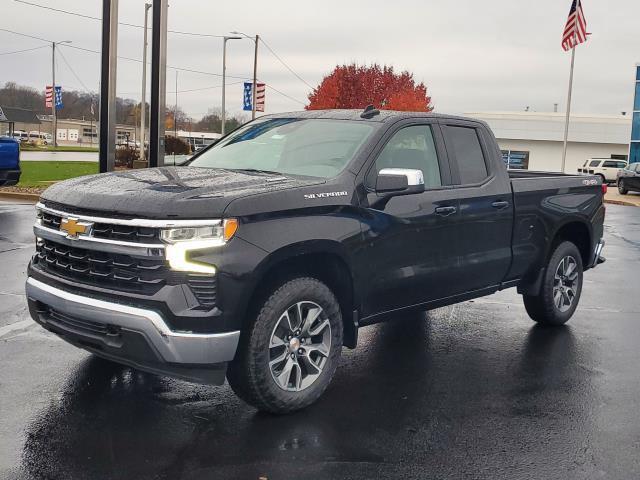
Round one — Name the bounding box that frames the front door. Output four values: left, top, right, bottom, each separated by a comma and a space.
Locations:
358, 121, 461, 317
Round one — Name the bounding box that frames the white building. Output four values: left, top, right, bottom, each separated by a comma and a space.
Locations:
465, 111, 631, 173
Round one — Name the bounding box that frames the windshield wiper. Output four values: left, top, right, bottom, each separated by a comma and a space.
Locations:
232, 168, 284, 176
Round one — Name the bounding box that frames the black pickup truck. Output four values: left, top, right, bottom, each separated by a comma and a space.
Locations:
26, 109, 606, 413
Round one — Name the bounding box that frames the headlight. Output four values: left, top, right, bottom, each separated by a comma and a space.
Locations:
161, 219, 238, 274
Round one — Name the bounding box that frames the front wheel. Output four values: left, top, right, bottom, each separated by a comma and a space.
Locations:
618, 179, 629, 195
523, 241, 584, 326
227, 277, 343, 414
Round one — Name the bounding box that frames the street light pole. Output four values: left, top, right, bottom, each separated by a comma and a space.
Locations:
252, 34, 259, 121
50, 40, 72, 148
51, 41, 57, 147
231, 31, 260, 120
221, 36, 241, 136
140, 2, 151, 164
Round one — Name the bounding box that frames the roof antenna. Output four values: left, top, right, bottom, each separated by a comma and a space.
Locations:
360, 104, 380, 119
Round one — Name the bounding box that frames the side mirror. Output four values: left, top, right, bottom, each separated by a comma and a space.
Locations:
375, 168, 425, 196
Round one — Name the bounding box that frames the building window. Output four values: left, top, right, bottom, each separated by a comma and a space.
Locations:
633, 112, 640, 142
631, 143, 640, 165
501, 150, 529, 170
611, 154, 628, 161
82, 127, 97, 138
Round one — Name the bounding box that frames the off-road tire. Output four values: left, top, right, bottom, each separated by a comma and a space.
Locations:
523, 241, 584, 326
227, 277, 343, 414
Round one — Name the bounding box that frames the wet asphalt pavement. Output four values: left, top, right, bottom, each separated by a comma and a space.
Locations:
1, 200, 639, 480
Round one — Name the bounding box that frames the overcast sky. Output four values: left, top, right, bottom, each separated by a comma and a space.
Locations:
1, 0, 639, 120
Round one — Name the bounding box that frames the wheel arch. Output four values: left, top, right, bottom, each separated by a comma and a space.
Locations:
518, 219, 592, 296
239, 241, 359, 349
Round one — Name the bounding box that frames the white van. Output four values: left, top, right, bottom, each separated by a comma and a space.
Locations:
578, 158, 628, 184
28, 131, 52, 145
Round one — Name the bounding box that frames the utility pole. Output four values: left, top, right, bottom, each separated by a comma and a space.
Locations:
51, 42, 57, 147
221, 36, 241, 135
252, 34, 259, 120
140, 3, 151, 164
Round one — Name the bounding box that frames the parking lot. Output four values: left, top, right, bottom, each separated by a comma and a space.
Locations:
1, 200, 639, 480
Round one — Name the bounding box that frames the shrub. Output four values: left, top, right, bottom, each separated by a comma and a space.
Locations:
115, 146, 139, 169
165, 135, 191, 155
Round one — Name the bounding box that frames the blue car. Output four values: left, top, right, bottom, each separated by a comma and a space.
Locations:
0, 136, 21, 186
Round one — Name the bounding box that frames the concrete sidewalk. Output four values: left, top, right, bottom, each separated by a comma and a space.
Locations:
605, 189, 640, 207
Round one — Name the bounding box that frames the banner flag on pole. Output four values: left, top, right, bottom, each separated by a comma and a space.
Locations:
243, 82, 266, 112
243, 82, 253, 111
45, 86, 63, 110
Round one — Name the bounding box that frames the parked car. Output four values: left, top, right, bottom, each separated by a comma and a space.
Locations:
25, 109, 606, 413
0, 136, 21, 186
616, 162, 640, 194
578, 158, 628, 184
28, 132, 51, 145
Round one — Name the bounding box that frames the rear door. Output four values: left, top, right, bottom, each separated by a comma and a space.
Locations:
440, 121, 514, 294
601, 160, 626, 182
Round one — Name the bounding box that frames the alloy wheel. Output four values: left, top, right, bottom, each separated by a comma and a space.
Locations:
268, 301, 332, 392
553, 255, 579, 313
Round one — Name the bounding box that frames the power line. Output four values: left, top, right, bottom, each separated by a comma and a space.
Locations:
0, 45, 48, 55
13, 0, 227, 38
0, 27, 52, 43
263, 83, 306, 106
58, 44, 248, 80
56, 47, 92, 93
259, 38, 315, 90
1, 28, 307, 107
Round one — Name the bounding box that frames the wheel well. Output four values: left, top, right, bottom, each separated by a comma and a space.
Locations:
244, 252, 358, 348
551, 222, 591, 266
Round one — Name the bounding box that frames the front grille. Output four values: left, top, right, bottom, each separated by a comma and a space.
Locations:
187, 275, 217, 308
40, 210, 159, 243
34, 239, 168, 294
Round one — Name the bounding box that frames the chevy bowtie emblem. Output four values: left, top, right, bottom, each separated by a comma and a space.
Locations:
60, 217, 92, 238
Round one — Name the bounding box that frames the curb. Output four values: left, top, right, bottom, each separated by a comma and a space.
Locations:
0, 191, 40, 203
604, 199, 639, 207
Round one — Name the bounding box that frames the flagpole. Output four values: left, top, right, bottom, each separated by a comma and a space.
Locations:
561, 42, 577, 173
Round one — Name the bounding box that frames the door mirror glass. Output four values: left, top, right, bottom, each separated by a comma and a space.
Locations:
376, 168, 425, 195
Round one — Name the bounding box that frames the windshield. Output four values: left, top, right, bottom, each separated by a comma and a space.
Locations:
189, 118, 375, 178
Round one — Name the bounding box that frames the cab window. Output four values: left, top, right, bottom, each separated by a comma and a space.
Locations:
443, 126, 488, 184
368, 125, 442, 189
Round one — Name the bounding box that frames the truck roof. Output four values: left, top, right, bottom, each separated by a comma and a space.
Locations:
264, 109, 482, 124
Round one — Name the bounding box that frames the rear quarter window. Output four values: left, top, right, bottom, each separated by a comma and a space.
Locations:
443, 126, 488, 184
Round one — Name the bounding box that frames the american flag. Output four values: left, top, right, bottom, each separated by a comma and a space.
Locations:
45, 85, 54, 108
255, 83, 266, 112
562, 0, 588, 51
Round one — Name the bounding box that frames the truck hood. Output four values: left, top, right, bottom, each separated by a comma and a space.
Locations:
40, 166, 324, 219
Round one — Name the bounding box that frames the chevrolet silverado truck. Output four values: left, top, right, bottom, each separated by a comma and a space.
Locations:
25, 109, 606, 413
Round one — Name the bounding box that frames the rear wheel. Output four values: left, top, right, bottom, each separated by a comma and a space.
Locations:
618, 179, 629, 195
523, 241, 583, 326
227, 277, 343, 414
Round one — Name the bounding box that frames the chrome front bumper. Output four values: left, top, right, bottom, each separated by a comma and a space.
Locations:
25, 277, 240, 366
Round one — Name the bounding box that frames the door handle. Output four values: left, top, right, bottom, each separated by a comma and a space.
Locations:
491, 200, 510, 209
435, 206, 457, 216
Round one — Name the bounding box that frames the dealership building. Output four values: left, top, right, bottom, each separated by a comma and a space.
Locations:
466, 111, 632, 173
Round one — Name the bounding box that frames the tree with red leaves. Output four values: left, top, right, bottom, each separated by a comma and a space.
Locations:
306, 64, 433, 112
